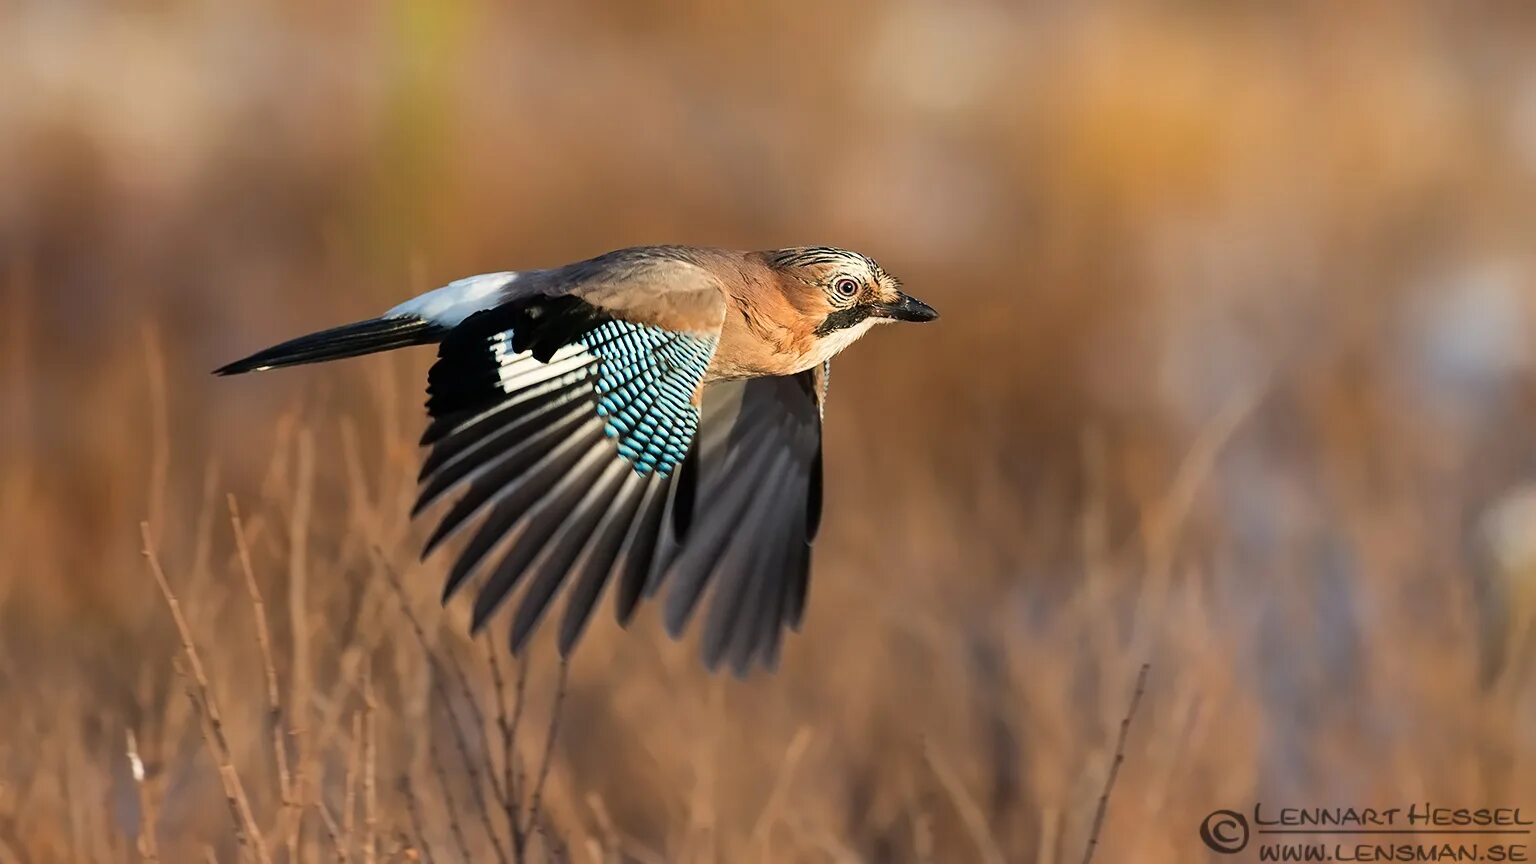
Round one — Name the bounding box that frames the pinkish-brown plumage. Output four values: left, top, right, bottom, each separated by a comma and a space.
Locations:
216, 244, 936, 674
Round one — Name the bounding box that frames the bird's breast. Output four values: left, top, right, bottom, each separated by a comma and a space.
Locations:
707, 303, 820, 381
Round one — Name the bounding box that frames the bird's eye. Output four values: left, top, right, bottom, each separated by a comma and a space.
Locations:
833, 277, 860, 299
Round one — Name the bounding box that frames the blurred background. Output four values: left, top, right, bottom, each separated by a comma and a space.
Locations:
4, 1, 1536, 861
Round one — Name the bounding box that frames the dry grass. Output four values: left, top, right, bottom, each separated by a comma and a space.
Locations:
4, 2, 1536, 862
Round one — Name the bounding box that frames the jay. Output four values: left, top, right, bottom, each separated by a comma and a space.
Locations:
217, 245, 937, 674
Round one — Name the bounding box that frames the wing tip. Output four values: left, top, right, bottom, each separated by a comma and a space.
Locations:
212, 362, 250, 377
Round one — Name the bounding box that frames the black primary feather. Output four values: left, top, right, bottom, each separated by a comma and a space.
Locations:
215, 316, 445, 376
653, 372, 825, 672
556, 470, 656, 653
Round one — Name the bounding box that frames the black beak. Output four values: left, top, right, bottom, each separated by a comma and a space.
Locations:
870, 292, 939, 323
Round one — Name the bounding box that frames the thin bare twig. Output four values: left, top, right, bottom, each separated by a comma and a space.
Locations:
314, 800, 348, 864
444, 634, 510, 849
173, 657, 272, 864
143, 522, 271, 864
426, 711, 476, 864
521, 658, 569, 845
1081, 663, 1151, 864
508, 650, 530, 807
380, 556, 511, 864
442, 608, 494, 756
486, 641, 525, 854
399, 776, 439, 864
483, 642, 513, 812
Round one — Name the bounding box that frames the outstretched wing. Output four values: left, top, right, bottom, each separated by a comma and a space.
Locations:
658, 365, 827, 674
414, 259, 727, 657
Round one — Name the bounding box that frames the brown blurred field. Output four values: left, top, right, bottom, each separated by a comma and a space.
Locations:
5, 2, 1536, 862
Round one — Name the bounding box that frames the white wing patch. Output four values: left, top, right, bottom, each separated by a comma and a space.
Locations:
492, 340, 590, 395
387, 272, 520, 327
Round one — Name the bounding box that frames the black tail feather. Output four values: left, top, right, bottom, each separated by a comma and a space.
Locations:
213, 316, 445, 376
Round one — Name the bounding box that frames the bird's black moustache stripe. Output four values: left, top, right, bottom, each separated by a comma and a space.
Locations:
813, 305, 873, 337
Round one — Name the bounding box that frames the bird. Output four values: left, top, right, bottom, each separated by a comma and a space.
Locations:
216, 245, 937, 674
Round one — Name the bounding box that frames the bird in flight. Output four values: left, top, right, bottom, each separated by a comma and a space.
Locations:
217, 245, 937, 674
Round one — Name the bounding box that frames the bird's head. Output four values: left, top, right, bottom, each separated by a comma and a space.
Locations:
761, 247, 938, 356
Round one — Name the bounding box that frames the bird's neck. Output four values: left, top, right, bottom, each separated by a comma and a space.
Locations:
707, 267, 823, 380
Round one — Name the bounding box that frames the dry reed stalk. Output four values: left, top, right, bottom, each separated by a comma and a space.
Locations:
748, 726, 813, 857
0, 263, 31, 617
339, 417, 375, 537
586, 794, 668, 864
924, 743, 1006, 864
363, 664, 379, 864
584, 795, 618, 862
1036, 807, 1062, 864
141, 521, 272, 864
259, 412, 298, 514
228, 495, 300, 852
287, 431, 316, 859
912, 805, 936, 864
344, 710, 362, 859
140, 326, 170, 549
1138, 383, 1266, 586
190, 459, 223, 590
1, 259, 33, 456
60, 739, 86, 864
312, 575, 394, 752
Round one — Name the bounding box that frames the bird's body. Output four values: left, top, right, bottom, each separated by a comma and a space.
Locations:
218, 245, 935, 674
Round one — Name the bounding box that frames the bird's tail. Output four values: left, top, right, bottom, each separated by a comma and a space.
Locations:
214, 315, 446, 376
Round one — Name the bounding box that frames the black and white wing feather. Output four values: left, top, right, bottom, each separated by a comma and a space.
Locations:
415, 292, 722, 656
660, 368, 825, 674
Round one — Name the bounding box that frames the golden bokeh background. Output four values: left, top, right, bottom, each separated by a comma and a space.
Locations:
4, 1, 1536, 861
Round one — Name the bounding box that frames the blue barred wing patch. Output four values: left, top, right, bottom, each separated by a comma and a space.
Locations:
475, 322, 715, 479
582, 321, 716, 477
